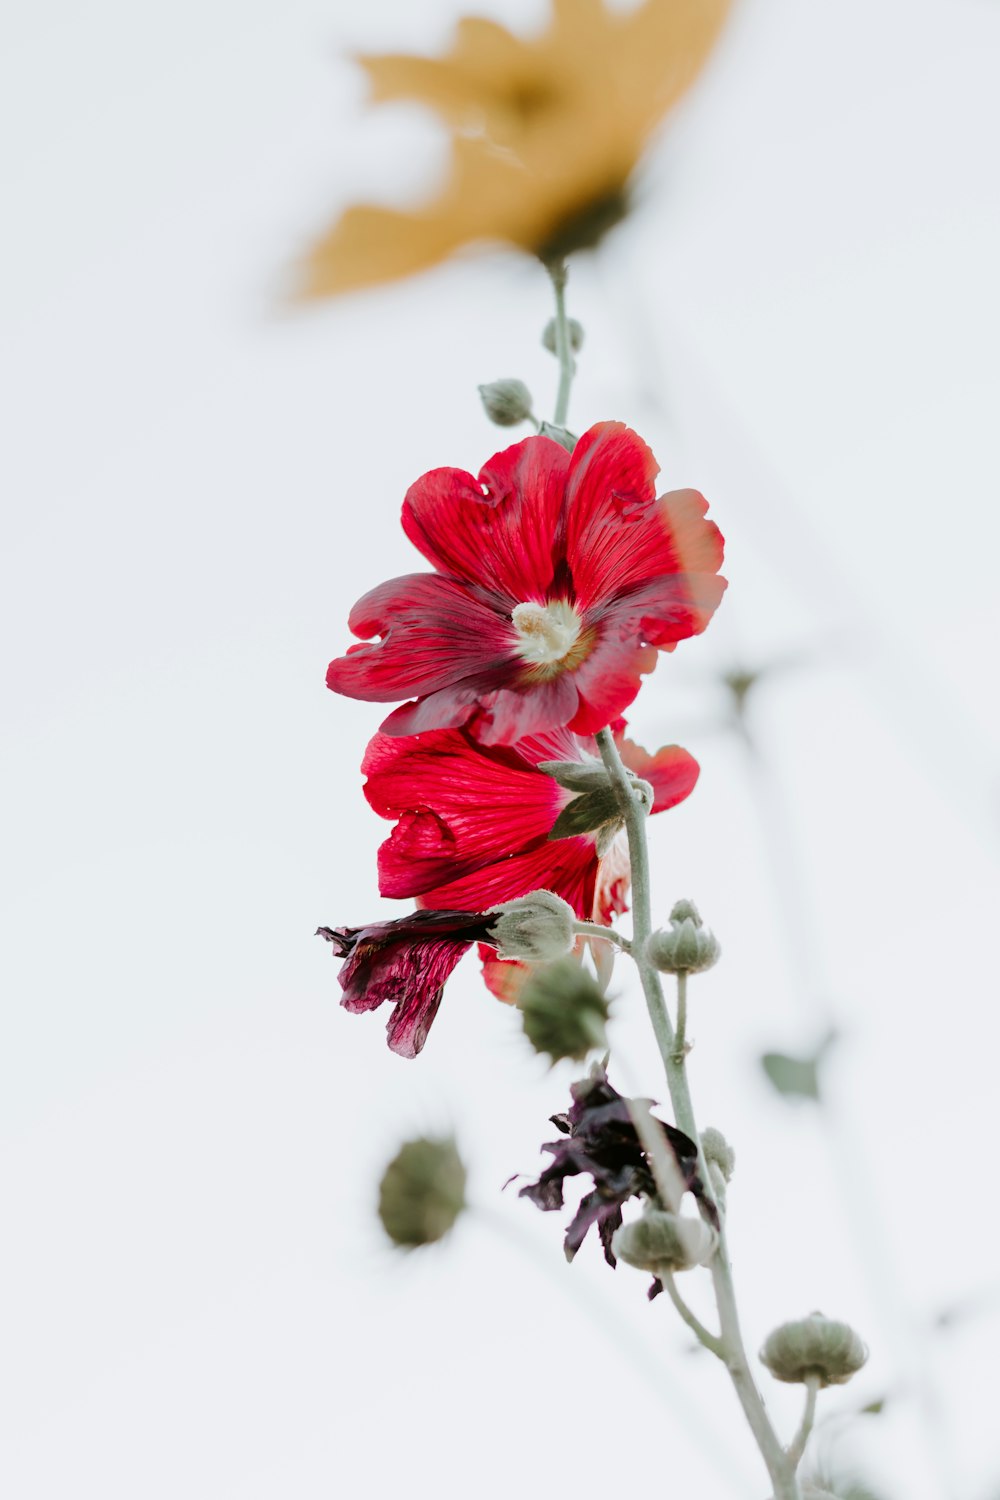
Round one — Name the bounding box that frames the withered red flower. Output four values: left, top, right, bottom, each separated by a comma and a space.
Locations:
516, 1064, 715, 1288
362, 721, 699, 999
317, 910, 494, 1058
327, 423, 725, 745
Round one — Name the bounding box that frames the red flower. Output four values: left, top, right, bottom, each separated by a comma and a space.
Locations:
362, 723, 699, 999
327, 423, 725, 745
317, 910, 495, 1058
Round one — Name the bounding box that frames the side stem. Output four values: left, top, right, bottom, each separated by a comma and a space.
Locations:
548, 259, 575, 427
594, 727, 799, 1500
786, 1376, 819, 1470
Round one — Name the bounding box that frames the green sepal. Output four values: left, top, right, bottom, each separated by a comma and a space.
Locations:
548, 787, 621, 841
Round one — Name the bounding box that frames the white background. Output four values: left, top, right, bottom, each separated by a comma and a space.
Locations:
3, 1, 1000, 1496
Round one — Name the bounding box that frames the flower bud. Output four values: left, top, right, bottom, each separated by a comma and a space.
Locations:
542, 316, 585, 354
478, 378, 534, 426
518, 956, 609, 1063
488, 890, 576, 962
647, 921, 720, 975
759, 1312, 868, 1388
647, 899, 721, 975
377, 1136, 467, 1249
700, 1126, 735, 1183
612, 1206, 717, 1275
670, 898, 702, 925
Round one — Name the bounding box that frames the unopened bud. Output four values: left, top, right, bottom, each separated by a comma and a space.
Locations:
701, 1126, 735, 1183
378, 1137, 467, 1249
760, 1312, 868, 1387
478, 378, 534, 426
670, 898, 703, 925
647, 899, 720, 975
542, 316, 585, 354
488, 890, 576, 962
612, 1206, 717, 1275
518, 956, 609, 1063
647, 921, 720, 975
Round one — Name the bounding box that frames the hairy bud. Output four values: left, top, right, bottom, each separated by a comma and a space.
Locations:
612, 1206, 717, 1275
478, 378, 534, 426
647, 898, 720, 975
378, 1137, 467, 1249
518, 957, 609, 1063
488, 890, 576, 962
760, 1312, 868, 1387
542, 315, 585, 354
700, 1126, 736, 1183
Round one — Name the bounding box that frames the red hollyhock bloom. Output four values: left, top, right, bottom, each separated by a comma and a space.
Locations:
327, 422, 725, 745
317, 910, 495, 1059
362, 723, 699, 1000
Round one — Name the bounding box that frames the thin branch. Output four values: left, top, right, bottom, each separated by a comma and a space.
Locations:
660, 1270, 726, 1359
786, 1376, 820, 1470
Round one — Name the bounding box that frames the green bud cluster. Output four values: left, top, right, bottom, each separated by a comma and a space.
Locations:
518, 956, 609, 1063
647, 898, 720, 975
377, 1137, 467, 1249
612, 1204, 717, 1276
478, 377, 534, 426
759, 1312, 868, 1388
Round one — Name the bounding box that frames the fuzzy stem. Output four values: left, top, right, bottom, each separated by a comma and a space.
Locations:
572, 919, 631, 952
594, 726, 800, 1500
786, 1376, 820, 1470
548, 259, 575, 427
673, 971, 689, 1063
660, 1270, 726, 1358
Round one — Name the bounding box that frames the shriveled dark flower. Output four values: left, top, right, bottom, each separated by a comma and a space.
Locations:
317, 909, 494, 1058
516, 1063, 716, 1284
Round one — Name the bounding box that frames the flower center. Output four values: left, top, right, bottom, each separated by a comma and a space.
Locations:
510, 600, 581, 665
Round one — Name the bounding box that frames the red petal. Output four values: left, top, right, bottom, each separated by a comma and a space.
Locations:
467, 673, 581, 745
478, 945, 530, 1005
564, 626, 658, 735
419, 836, 599, 921
402, 435, 570, 602
565, 423, 724, 615
619, 740, 700, 812
363, 728, 564, 898
594, 835, 631, 924
327, 573, 516, 705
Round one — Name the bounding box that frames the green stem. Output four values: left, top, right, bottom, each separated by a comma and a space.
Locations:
673, 971, 689, 1064
594, 726, 800, 1500
786, 1376, 819, 1470
548, 259, 575, 427
572, 919, 631, 953
660, 1270, 726, 1358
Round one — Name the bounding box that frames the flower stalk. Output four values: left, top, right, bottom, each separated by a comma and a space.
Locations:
786, 1375, 820, 1470
572, 919, 631, 952
594, 726, 803, 1500
548, 258, 575, 427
